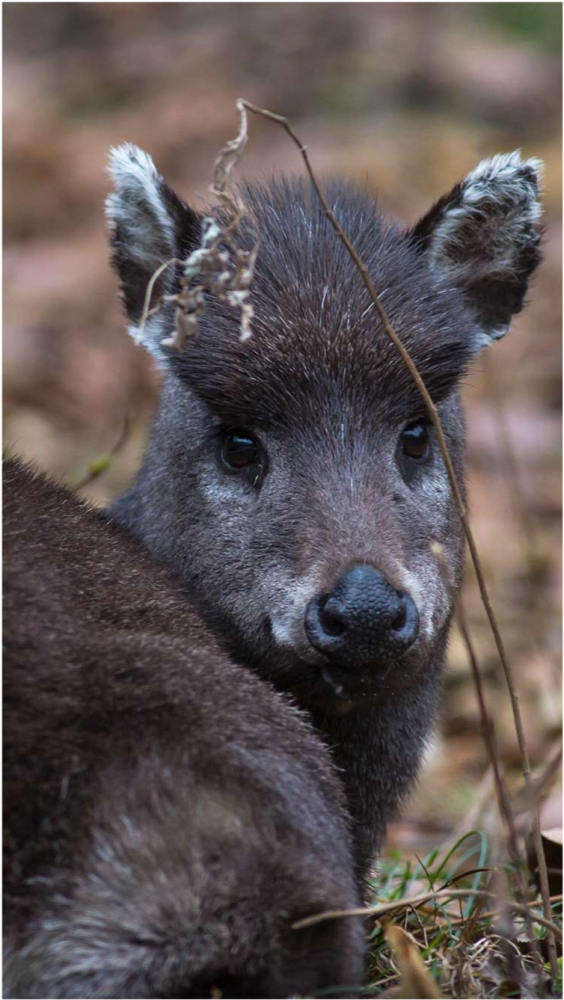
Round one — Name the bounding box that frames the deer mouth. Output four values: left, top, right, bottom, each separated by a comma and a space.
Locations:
321, 666, 348, 700
314, 647, 417, 710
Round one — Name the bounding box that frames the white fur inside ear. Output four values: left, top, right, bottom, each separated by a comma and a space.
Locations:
106, 143, 183, 358
462, 151, 543, 219
428, 150, 543, 280
465, 150, 543, 190
105, 143, 176, 253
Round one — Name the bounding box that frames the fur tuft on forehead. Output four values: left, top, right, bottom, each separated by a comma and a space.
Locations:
170, 177, 475, 427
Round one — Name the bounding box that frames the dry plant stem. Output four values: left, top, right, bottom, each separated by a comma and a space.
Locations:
441, 894, 563, 931
491, 868, 531, 996
457, 600, 517, 847
482, 355, 539, 592
138, 258, 184, 338
531, 742, 563, 804
238, 99, 558, 979
443, 768, 495, 854
456, 602, 544, 974
137, 105, 257, 354
73, 416, 130, 492
292, 888, 563, 939
480, 369, 560, 966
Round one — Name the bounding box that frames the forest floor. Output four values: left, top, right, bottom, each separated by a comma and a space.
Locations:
4, 5, 561, 996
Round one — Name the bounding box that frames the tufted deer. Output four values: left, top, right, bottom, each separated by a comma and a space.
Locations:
4, 458, 365, 999
106, 144, 543, 882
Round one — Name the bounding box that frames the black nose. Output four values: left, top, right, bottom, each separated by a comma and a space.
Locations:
305, 565, 419, 670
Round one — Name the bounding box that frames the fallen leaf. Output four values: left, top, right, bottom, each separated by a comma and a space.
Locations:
385, 922, 446, 999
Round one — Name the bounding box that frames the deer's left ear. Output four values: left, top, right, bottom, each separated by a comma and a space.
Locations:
106, 144, 201, 361
408, 152, 543, 351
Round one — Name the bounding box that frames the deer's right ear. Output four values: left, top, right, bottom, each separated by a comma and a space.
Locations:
106, 144, 200, 360
408, 152, 543, 353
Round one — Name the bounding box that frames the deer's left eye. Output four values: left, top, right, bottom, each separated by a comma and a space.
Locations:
400, 422, 431, 462
221, 431, 259, 469
218, 428, 266, 487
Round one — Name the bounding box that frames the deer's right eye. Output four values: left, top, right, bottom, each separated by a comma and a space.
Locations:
218, 429, 266, 487
400, 422, 431, 462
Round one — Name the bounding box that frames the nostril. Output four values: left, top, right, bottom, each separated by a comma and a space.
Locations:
305, 596, 348, 655
319, 596, 347, 637
393, 594, 419, 648
321, 611, 347, 637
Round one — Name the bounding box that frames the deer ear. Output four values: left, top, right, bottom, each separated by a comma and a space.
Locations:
409, 152, 543, 351
106, 144, 200, 361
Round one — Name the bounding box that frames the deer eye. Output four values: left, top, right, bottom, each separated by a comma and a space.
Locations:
400, 422, 431, 462
218, 429, 265, 486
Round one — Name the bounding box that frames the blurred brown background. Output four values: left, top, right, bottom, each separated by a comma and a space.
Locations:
3, 2, 562, 850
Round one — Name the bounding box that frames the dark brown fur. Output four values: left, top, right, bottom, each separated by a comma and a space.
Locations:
3, 458, 365, 999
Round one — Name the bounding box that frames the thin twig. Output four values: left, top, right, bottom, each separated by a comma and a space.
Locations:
442, 768, 495, 854
166, 102, 257, 351
292, 887, 563, 939
456, 601, 516, 846
456, 600, 544, 973
137, 257, 183, 340
482, 355, 540, 595
238, 98, 557, 980
432, 544, 522, 874
480, 365, 560, 981
443, 894, 563, 930
73, 416, 130, 492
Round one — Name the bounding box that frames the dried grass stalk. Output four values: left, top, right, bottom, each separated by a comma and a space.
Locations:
236, 98, 559, 983
164, 100, 258, 352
